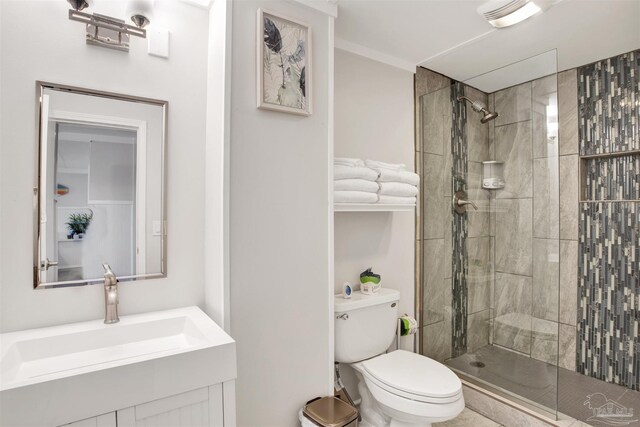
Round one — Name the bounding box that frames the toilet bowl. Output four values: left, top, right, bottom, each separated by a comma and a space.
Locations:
352, 350, 464, 427
334, 289, 464, 427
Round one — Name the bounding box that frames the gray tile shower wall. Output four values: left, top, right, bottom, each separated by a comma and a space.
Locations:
464, 86, 492, 355
558, 69, 580, 373
577, 50, 640, 391
416, 67, 453, 362
488, 75, 562, 365
578, 50, 640, 155
577, 202, 639, 390
421, 70, 566, 368
451, 82, 469, 358
584, 155, 640, 201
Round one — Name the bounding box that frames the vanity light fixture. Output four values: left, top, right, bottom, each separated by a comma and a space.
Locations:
67, 0, 153, 52
477, 0, 552, 28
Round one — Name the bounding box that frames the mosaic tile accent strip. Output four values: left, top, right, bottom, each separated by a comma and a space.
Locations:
577, 201, 640, 390
584, 155, 640, 200
578, 50, 640, 155
451, 82, 469, 358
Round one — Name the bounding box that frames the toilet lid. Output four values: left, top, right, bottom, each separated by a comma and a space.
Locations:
361, 350, 462, 399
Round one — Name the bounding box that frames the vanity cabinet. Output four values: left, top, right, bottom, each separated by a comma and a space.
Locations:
117, 386, 223, 427
59, 384, 233, 427
60, 413, 116, 427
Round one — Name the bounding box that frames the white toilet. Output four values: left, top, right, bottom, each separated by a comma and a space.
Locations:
335, 289, 464, 427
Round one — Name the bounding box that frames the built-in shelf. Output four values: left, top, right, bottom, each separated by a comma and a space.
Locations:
580, 149, 640, 160
579, 200, 640, 203
334, 203, 415, 212
579, 149, 640, 202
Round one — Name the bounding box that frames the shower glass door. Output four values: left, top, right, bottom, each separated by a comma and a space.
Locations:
418, 50, 561, 418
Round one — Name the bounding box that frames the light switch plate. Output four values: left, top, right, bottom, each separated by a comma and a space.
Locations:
153, 220, 162, 236
148, 27, 169, 58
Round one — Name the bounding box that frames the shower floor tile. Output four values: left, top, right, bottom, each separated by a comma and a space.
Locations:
446, 345, 640, 426
558, 369, 640, 426
447, 345, 558, 410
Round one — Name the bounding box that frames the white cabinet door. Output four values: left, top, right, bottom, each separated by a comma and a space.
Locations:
117, 386, 224, 427
58, 413, 116, 427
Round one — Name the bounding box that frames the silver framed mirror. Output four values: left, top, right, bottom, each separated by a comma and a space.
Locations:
34, 82, 167, 289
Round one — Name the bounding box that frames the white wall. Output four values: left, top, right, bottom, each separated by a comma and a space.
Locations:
0, 0, 5, 320
204, 0, 232, 330
0, 0, 209, 332
334, 48, 416, 347
228, 1, 333, 425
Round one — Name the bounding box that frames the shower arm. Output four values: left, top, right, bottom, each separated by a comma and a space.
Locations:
456, 95, 483, 112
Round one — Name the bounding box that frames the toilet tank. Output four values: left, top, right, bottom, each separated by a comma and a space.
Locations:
334, 289, 400, 363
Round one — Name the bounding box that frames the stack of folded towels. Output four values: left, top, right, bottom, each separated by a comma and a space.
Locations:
365, 159, 419, 205
334, 158, 380, 203
334, 158, 420, 204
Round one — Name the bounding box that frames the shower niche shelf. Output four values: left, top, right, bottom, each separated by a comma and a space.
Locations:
334, 203, 415, 212
579, 149, 640, 203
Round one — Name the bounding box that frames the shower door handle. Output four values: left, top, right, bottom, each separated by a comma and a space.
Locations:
453, 191, 477, 214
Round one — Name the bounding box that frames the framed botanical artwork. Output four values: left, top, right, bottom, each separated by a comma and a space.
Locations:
257, 9, 312, 116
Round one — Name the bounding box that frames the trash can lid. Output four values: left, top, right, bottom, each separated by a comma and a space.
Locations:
303, 397, 358, 427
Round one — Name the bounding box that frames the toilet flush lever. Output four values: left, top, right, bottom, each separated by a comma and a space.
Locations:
336, 313, 349, 320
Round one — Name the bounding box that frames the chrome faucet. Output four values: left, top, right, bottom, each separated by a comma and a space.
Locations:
102, 263, 119, 324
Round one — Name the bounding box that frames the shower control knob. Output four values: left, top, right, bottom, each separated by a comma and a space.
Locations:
452, 191, 478, 215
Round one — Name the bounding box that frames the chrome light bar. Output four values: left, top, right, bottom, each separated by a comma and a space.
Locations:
69, 10, 146, 52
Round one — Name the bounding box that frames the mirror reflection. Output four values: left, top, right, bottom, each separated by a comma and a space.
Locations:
36, 84, 166, 288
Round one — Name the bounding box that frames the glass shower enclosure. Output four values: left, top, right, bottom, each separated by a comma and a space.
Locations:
417, 48, 640, 424
418, 50, 562, 419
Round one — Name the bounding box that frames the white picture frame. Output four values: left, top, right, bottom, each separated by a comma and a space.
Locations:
257, 9, 312, 116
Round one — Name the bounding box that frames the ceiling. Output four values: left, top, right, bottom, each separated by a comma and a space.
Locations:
335, 0, 640, 87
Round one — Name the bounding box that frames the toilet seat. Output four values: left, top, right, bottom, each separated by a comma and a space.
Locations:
358, 350, 463, 404
362, 374, 465, 423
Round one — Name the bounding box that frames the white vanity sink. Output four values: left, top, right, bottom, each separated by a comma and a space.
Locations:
0, 307, 236, 426
1, 306, 229, 390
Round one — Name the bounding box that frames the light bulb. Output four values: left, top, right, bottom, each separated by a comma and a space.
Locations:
126, 0, 154, 28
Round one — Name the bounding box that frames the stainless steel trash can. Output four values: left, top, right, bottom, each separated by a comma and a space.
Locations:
301, 396, 358, 427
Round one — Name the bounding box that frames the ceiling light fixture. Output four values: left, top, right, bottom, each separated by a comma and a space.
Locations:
477, 0, 551, 29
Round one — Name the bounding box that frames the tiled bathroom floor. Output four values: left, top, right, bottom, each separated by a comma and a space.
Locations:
433, 408, 502, 426
356, 408, 500, 427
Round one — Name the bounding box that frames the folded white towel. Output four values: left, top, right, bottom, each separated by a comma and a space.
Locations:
334, 157, 365, 167
334, 165, 379, 181
334, 191, 378, 204
365, 159, 407, 171
378, 195, 417, 205
379, 182, 419, 197
376, 169, 420, 186
334, 179, 379, 193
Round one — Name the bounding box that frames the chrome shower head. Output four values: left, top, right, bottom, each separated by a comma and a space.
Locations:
456, 95, 499, 124
480, 110, 499, 123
